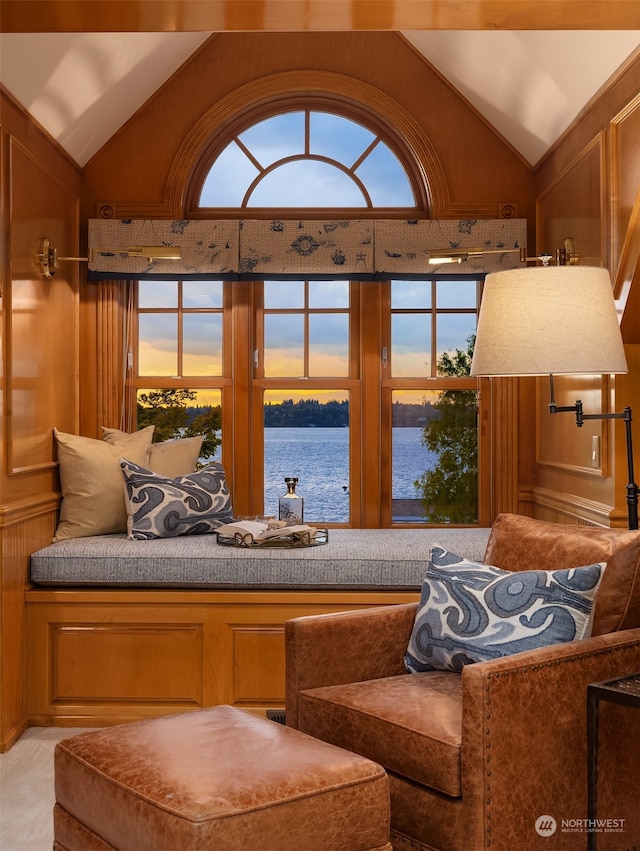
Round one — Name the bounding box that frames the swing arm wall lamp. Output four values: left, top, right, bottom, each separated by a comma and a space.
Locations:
36, 237, 182, 278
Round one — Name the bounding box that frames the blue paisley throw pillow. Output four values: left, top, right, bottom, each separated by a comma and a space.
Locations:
405, 546, 606, 673
121, 460, 235, 539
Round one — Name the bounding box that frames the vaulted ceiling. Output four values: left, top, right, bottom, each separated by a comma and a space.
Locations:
1, 0, 639, 169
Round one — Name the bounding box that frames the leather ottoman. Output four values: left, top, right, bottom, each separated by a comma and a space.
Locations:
53, 705, 392, 851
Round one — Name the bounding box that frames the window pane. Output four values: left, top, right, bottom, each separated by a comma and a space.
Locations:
436, 314, 476, 371
392, 314, 430, 376
137, 388, 223, 463
392, 391, 439, 522
199, 142, 259, 206
198, 109, 419, 212
355, 142, 415, 207
404, 388, 478, 524
392, 390, 478, 523
391, 280, 431, 309
248, 160, 366, 207
309, 112, 375, 166
139, 281, 178, 309
436, 280, 477, 309
264, 280, 304, 309
183, 281, 223, 309
238, 112, 305, 165
264, 314, 304, 376
309, 280, 349, 308
309, 314, 349, 376
263, 390, 350, 522
183, 314, 223, 376
138, 314, 177, 376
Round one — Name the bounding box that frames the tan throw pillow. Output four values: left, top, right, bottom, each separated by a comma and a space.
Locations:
102, 428, 204, 478
146, 436, 204, 478
101, 426, 151, 445
54, 427, 154, 540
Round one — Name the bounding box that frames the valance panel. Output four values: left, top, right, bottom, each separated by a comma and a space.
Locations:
88, 219, 239, 276
374, 218, 526, 274
88, 217, 527, 280
239, 219, 374, 275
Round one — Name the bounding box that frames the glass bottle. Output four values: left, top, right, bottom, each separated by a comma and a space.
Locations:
279, 477, 304, 523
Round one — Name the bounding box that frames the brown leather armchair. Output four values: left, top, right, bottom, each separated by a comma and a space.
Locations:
286, 514, 640, 851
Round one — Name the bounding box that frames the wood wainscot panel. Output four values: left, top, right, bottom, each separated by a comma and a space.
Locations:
50, 624, 203, 705
231, 627, 286, 707
0, 503, 58, 752
26, 598, 215, 723
536, 374, 608, 476
25, 588, 419, 727
533, 373, 617, 526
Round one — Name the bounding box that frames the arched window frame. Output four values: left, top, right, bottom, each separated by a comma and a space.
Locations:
185, 95, 432, 217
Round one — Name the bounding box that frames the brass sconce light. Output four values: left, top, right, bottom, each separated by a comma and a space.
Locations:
426, 247, 524, 265
425, 243, 577, 267
36, 237, 182, 278
519, 238, 580, 267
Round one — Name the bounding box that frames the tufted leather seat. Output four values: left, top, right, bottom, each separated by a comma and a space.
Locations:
286, 514, 640, 851
53, 705, 392, 851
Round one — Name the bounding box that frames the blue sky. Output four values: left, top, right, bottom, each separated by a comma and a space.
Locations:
199, 110, 415, 208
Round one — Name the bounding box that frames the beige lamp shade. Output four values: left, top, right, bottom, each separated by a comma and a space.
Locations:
470, 266, 628, 377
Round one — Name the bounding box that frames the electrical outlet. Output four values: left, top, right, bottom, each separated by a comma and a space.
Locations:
591, 435, 600, 469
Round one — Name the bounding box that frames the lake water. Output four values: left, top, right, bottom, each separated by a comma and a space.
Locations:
264, 427, 437, 522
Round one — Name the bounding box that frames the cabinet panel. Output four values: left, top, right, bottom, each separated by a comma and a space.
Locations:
232, 627, 286, 704
50, 624, 203, 704
25, 589, 417, 726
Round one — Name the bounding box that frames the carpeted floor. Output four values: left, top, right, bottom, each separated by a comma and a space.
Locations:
0, 727, 92, 851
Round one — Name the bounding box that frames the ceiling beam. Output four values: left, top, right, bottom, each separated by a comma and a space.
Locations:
1, 0, 639, 32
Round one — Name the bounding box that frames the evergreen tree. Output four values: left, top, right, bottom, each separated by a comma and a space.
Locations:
414, 335, 478, 523
137, 389, 221, 463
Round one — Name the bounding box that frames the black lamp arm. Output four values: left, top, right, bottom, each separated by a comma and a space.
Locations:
548, 375, 638, 530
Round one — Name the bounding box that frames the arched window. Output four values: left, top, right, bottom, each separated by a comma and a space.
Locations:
132, 100, 487, 527
197, 109, 416, 209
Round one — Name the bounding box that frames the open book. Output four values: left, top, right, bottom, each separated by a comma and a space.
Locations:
215, 518, 318, 545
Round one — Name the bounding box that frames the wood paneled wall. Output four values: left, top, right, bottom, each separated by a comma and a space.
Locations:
0, 88, 83, 749
81, 32, 535, 222
532, 56, 640, 526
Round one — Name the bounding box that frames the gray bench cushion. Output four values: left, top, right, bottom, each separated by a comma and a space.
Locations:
30, 528, 491, 590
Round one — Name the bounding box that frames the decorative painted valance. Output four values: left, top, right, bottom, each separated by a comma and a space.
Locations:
373, 219, 524, 274
239, 219, 374, 275
87, 218, 527, 279
88, 219, 239, 277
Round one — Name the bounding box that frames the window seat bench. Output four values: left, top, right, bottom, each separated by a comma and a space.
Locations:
26, 527, 490, 729
30, 527, 491, 589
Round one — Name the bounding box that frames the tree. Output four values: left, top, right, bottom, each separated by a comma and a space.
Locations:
137, 389, 222, 463
414, 335, 478, 523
